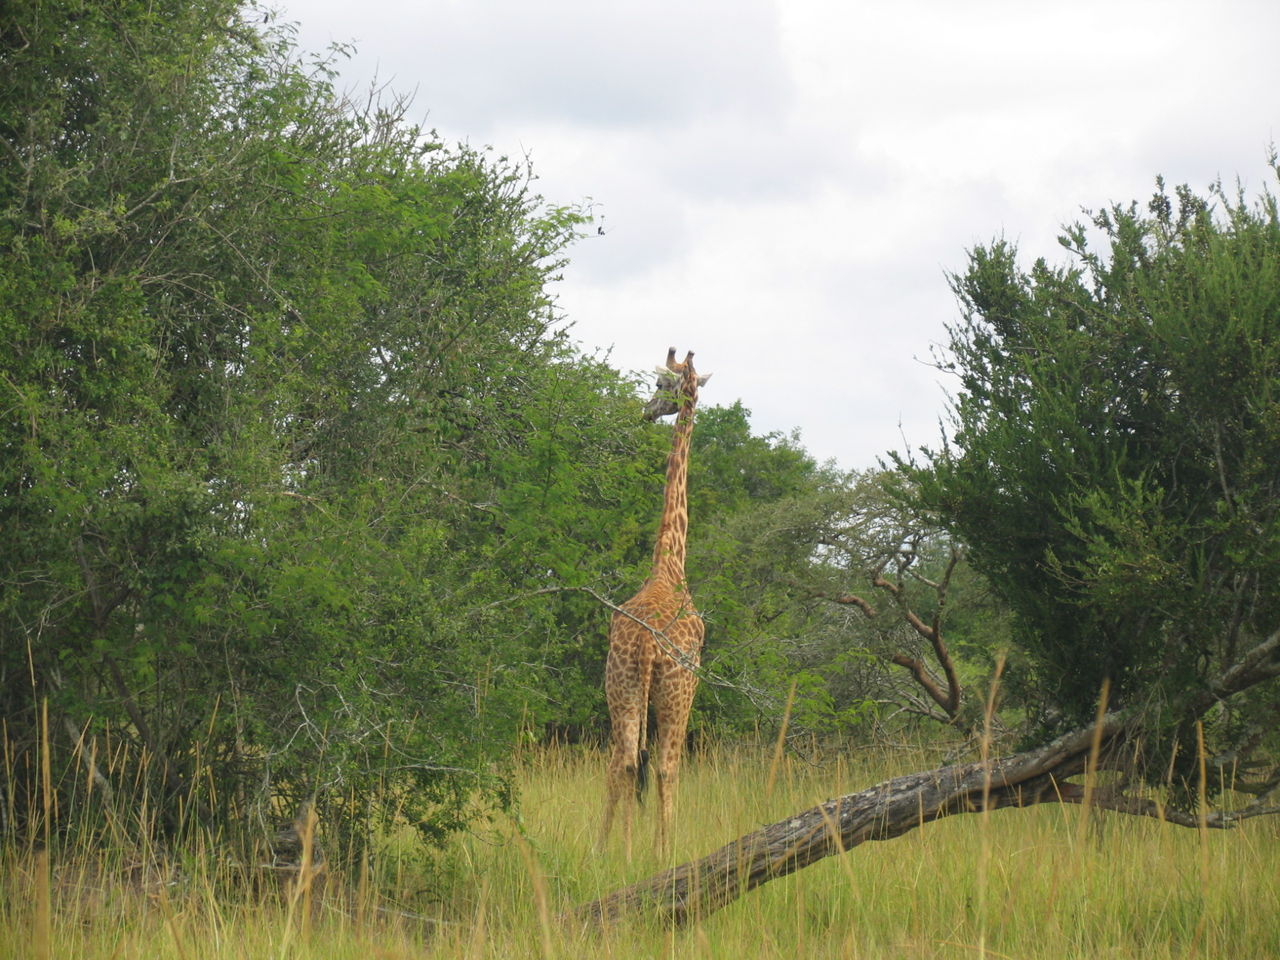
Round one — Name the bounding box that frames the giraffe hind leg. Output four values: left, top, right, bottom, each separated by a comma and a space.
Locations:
651, 676, 697, 853
600, 664, 649, 857
599, 715, 641, 856
600, 623, 655, 855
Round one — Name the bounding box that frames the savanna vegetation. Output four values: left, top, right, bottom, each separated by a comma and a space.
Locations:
6, 743, 1280, 959
3, 1, 1278, 956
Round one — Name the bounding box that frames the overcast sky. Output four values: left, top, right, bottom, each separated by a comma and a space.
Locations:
276, 0, 1279, 470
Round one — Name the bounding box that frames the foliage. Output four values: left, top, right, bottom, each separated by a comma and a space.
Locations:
676, 406, 1008, 739
1, 0, 882, 851
906, 169, 1280, 789
683, 403, 857, 733
0, 0, 648, 847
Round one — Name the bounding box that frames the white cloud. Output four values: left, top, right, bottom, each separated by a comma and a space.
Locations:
289, 0, 788, 131
279, 0, 1280, 469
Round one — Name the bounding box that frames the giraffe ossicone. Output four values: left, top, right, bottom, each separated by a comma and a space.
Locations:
599, 347, 709, 858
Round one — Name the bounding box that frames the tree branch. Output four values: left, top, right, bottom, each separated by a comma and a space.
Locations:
811, 589, 877, 618
478, 584, 775, 707
1209, 628, 1280, 701
812, 546, 966, 725
889, 653, 955, 716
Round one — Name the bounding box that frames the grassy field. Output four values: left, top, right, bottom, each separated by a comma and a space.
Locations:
4, 740, 1278, 959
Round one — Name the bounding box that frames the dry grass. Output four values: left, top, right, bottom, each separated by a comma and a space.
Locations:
3, 739, 1279, 959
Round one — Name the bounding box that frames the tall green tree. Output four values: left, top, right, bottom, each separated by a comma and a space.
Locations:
2, 0, 880, 852
907, 168, 1280, 793
0, 0, 628, 845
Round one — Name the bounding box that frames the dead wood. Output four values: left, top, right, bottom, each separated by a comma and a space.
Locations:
574, 710, 1267, 927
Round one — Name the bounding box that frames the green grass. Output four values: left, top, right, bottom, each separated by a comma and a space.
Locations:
4, 740, 1279, 958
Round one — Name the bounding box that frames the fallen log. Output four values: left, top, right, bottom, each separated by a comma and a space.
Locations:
575, 711, 1271, 926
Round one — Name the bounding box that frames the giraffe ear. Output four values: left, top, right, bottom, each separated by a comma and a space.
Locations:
696, 373, 712, 386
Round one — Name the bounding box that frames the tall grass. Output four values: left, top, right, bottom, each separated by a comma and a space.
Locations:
3, 737, 1278, 959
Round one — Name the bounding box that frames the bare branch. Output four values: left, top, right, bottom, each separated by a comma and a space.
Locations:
805, 588, 877, 617
808, 554, 966, 726
1209, 628, 1280, 701
889, 653, 956, 717
478, 584, 773, 705
872, 548, 964, 722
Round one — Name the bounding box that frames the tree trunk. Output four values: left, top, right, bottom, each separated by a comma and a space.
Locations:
576, 714, 1136, 926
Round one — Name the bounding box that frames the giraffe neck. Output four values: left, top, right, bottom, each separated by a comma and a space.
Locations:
650, 392, 696, 586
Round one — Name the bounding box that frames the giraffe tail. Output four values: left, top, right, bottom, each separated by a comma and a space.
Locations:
635, 656, 653, 803
635, 747, 650, 802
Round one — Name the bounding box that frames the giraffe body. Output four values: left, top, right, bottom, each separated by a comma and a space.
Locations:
600, 348, 708, 857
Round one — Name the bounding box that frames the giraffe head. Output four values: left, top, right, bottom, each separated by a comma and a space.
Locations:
643, 347, 712, 421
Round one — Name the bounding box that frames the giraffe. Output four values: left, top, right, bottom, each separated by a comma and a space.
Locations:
599, 347, 711, 857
